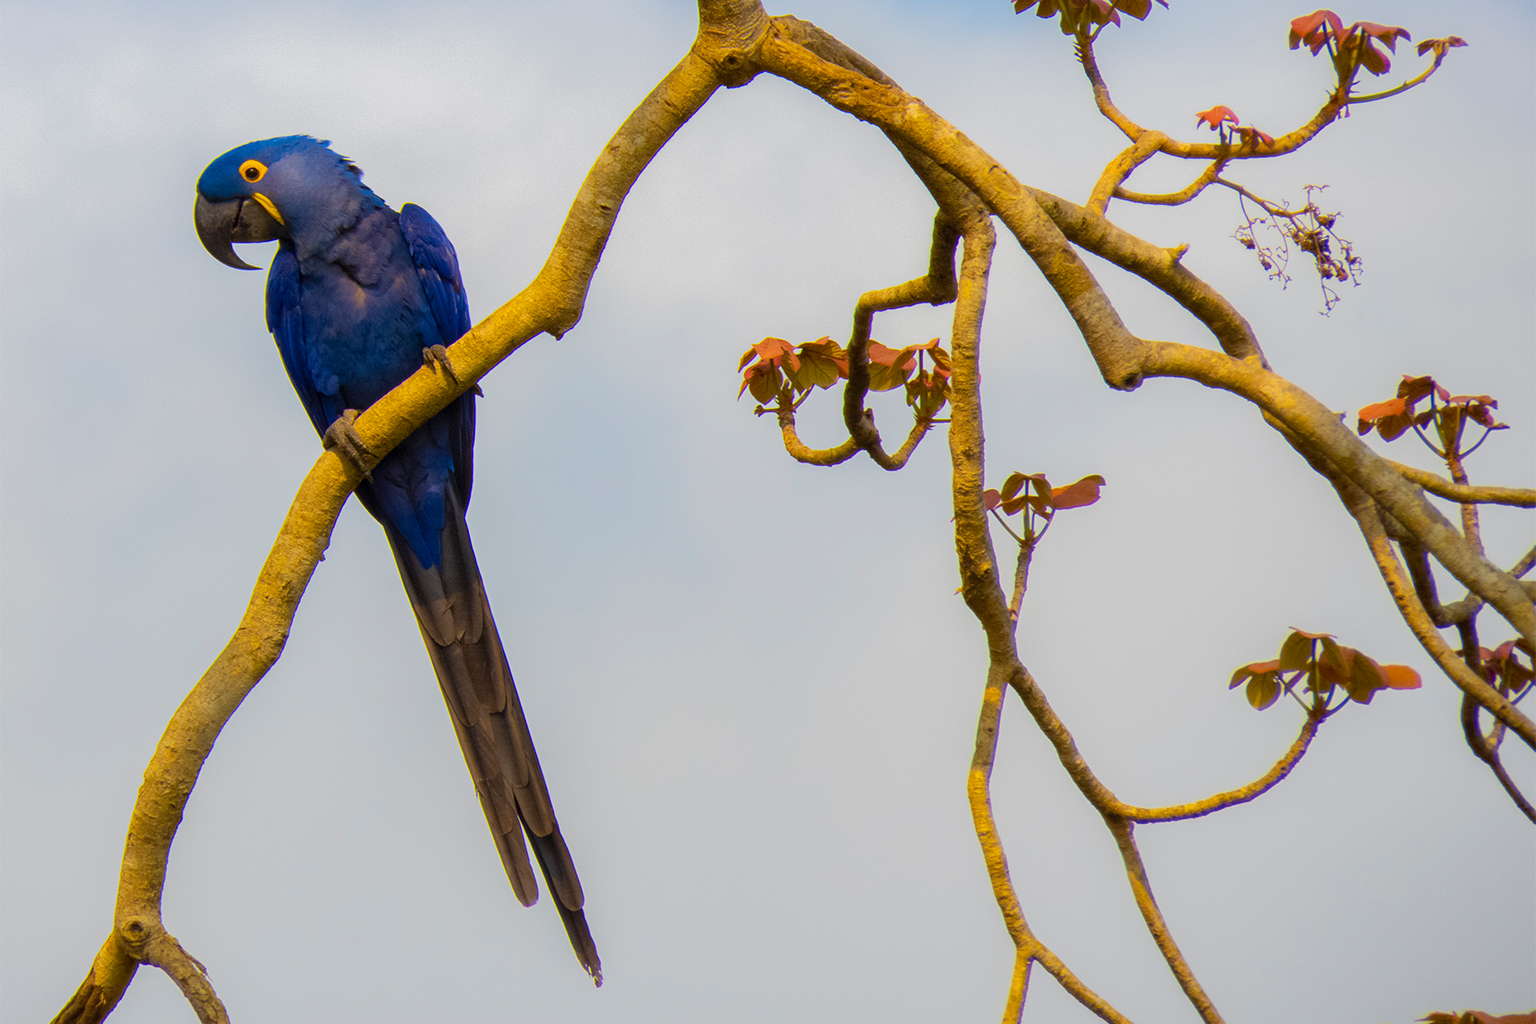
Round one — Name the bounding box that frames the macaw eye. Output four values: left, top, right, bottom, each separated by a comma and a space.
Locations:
239, 159, 267, 183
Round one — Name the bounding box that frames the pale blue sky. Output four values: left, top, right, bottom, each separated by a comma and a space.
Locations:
2, 2, 1532, 1021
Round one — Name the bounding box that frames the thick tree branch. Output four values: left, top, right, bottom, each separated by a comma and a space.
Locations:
1138, 343, 1535, 646
1335, 480, 1536, 749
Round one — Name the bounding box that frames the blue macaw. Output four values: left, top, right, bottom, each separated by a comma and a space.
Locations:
194, 136, 600, 984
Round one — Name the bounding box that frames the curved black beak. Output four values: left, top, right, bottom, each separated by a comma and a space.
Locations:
194, 193, 284, 270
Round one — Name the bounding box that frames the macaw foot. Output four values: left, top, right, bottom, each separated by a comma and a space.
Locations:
422, 345, 483, 396
322, 409, 374, 480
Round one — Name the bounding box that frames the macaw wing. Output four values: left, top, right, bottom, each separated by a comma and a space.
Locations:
265, 247, 331, 436
400, 203, 471, 345
400, 202, 476, 505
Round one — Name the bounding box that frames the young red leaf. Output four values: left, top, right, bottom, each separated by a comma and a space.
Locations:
788, 341, 844, 390
799, 337, 849, 377
1352, 22, 1411, 50
739, 360, 784, 403
1230, 659, 1281, 688
1379, 664, 1421, 690
751, 336, 799, 369
1247, 672, 1283, 710
1195, 105, 1239, 130
1318, 636, 1347, 685
1278, 631, 1316, 673
865, 341, 915, 392
1234, 126, 1275, 149
1397, 374, 1448, 403
1000, 471, 1028, 503
1416, 35, 1467, 57
1048, 474, 1106, 510
983, 488, 1002, 511
1357, 396, 1415, 439
1344, 648, 1386, 703
1020, 474, 1055, 517
1289, 10, 1344, 53
1351, 36, 1392, 75
1000, 495, 1031, 515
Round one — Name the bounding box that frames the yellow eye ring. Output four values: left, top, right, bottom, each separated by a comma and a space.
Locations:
239, 159, 267, 183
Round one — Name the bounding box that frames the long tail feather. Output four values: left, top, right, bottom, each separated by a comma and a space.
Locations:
385, 488, 601, 985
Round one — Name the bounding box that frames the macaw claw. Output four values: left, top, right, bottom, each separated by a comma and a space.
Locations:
322, 409, 374, 480
422, 345, 483, 396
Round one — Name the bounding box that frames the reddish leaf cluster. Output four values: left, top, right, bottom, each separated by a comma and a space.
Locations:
1420, 1013, 1536, 1024
737, 335, 951, 416
1357, 375, 1506, 443
1289, 10, 1413, 76
1461, 640, 1535, 699
1230, 628, 1420, 711
1012, 0, 1167, 34
1194, 105, 1274, 149
984, 472, 1105, 518
738, 337, 811, 404
895, 338, 953, 419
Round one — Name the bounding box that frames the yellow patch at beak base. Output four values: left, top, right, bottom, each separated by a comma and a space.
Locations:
251, 192, 284, 225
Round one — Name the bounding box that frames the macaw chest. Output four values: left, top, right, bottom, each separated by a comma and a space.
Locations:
298, 262, 435, 410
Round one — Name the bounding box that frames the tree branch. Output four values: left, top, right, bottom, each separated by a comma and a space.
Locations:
944, 216, 1132, 1023
1123, 712, 1324, 823
1386, 460, 1536, 508
1103, 817, 1226, 1024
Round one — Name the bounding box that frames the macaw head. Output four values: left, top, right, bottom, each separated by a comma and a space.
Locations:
195, 135, 370, 269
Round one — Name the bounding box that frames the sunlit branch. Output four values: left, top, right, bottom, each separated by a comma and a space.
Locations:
1138, 344, 1534, 646
1089, 131, 1170, 213
1345, 487, 1536, 750
774, 407, 859, 465
1113, 159, 1223, 208
1075, 33, 1143, 142
1351, 45, 1455, 103
1075, 32, 1346, 162
1104, 818, 1226, 1024
841, 215, 961, 469
941, 214, 1132, 1023
769, 212, 958, 467
1123, 712, 1323, 823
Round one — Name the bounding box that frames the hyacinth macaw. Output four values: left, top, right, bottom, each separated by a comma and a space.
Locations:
194, 135, 600, 984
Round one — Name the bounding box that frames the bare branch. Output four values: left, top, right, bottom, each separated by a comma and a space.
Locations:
1104, 818, 1227, 1023
944, 217, 1131, 1022
1387, 460, 1536, 508
1462, 694, 1536, 823
1089, 131, 1172, 212
1113, 159, 1223, 208
1124, 713, 1324, 823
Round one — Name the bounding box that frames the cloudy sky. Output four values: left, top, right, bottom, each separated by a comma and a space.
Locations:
2, 1, 1532, 1021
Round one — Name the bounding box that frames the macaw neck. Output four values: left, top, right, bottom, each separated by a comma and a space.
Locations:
285, 182, 390, 265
